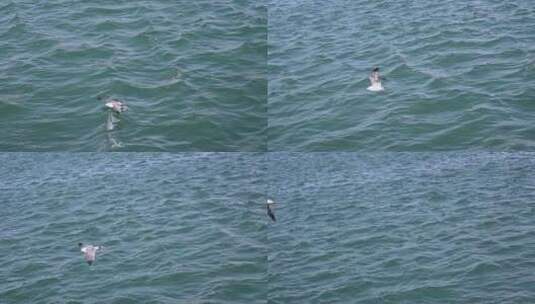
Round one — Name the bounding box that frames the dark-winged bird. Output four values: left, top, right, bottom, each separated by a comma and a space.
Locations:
267, 199, 276, 222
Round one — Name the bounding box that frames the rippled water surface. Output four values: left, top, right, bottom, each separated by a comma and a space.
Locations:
0, 1, 266, 151
268, 0, 535, 151
267, 153, 535, 303
0, 153, 267, 303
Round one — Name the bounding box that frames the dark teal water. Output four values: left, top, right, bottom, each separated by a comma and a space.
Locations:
268, 0, 535, 151
267, 153, 535, 303
0, 1, 267, 151
2, 152, 534, 303
1, 1, 534, 303
0, 153, 267, 303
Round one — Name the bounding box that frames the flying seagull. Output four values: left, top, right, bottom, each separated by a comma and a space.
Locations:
367, 67, 384, 91
105, 99, 128, 113
100, 97, 128, 131
98, 95, 128, 113
267, 199, 276, 222
79, 243, 101, 266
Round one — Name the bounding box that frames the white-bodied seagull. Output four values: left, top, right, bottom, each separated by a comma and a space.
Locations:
367, 67, 384, 91
105, 99, 128, 113
267, 199, 276, 222
79, 243, 101, 266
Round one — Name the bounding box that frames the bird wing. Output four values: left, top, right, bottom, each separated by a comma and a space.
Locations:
267, 206, 276, 222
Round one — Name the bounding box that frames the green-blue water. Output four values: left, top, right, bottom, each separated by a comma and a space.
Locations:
0, 1, 267, 151
268, 0, 535, 151
2, 153, 535, 303
0, 153, 267, 303
267, 153, 535, 303
1, 0, 534, 303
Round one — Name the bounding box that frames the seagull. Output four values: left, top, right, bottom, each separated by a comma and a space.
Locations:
105, 99, 128, 113
367, 67, 384, 91
267, 199, 276, 222
101, 97, 127, 131
79, 243, 101, 266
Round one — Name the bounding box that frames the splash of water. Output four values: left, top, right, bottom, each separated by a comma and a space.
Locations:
105, 111, 123, 149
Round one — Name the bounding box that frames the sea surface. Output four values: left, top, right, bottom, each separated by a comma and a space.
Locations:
267, 153, 535, 303
268, 0, 535, 151
0, 153, 267, 303
0, 1, 267, 151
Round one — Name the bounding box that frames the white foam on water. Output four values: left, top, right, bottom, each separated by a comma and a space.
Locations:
367, 83, 384, 92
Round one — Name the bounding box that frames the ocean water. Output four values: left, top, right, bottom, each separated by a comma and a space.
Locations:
0, 153, 267, 303
267, 153, 535, 303
0, 1, 267, 151
268, 0, 535, 151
